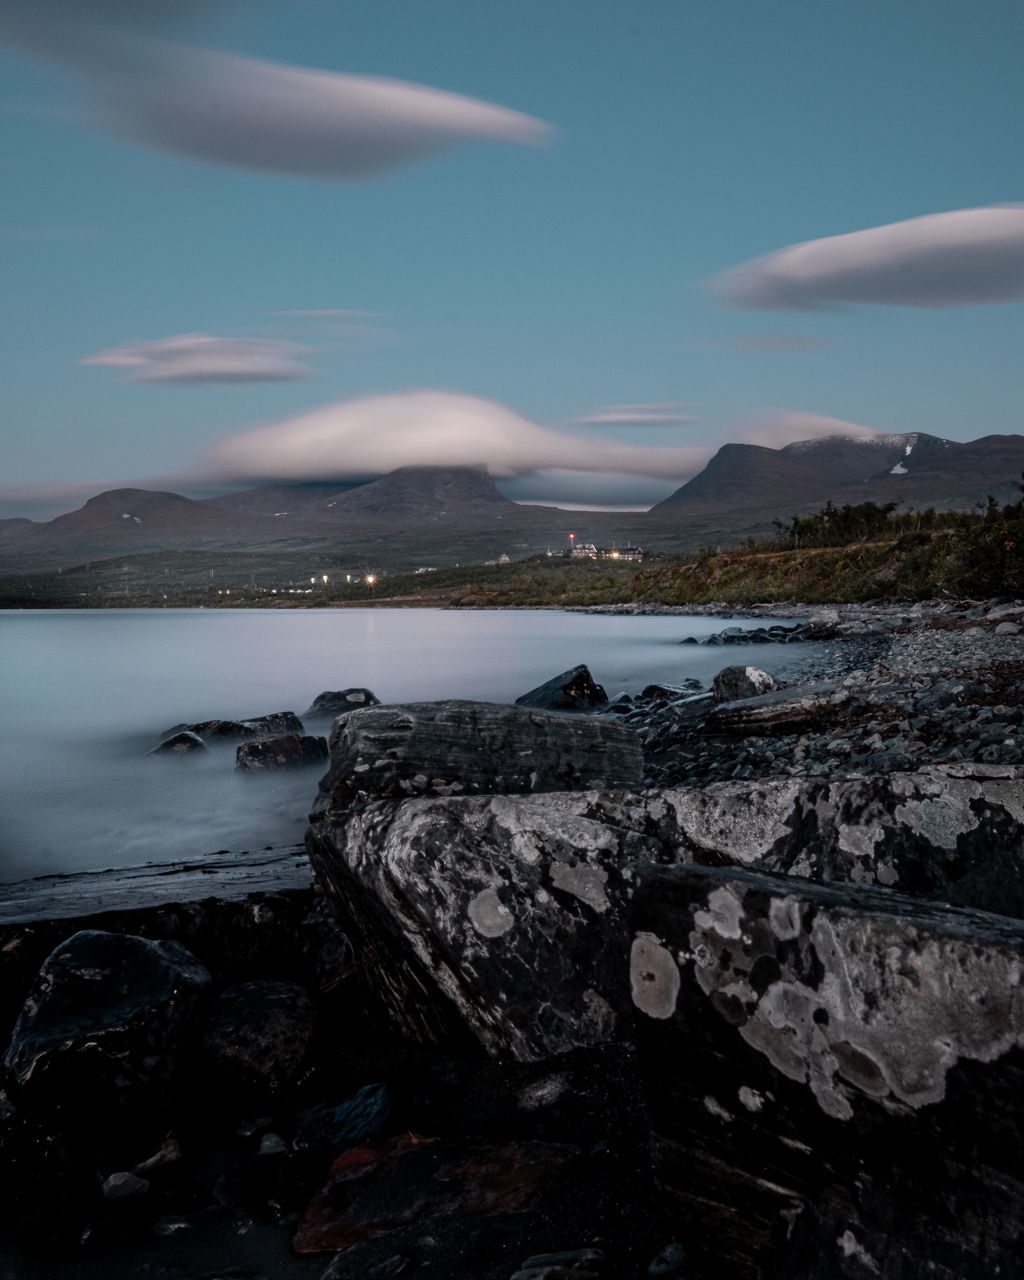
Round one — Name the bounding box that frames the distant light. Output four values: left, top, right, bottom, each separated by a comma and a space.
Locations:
322, 574, 328, 584
365, 574, 376, 586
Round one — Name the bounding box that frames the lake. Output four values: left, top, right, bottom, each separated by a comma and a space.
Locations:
0, 608, 817, 884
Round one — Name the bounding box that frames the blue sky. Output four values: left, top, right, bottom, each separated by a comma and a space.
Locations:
2, 0, 1022, 517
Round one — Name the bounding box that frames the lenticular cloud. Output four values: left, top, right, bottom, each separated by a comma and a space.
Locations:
713, 206, 1024, 310
81, 334, 314, 383
0, 5, 551, 178
208, 390, 711, 483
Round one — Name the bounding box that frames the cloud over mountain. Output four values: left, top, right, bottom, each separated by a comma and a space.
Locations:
738, 411, 881, 449
0, 5, 551, 178
81, 333, 315, 383
712, 206, 1024, 310
206, 390, 713, 483
569, 402, 696, 426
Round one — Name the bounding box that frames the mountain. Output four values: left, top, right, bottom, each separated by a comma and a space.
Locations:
652, 432, 1024, 520
3, 434, 1023, 579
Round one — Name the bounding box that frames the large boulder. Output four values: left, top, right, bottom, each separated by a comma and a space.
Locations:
312, 700, 642, 820
3, 930, 211, 1119
514, 665, 609, 713
630, 863, 1024, 1279
309, 793, 669, 1056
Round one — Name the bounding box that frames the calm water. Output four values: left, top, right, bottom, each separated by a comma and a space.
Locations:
0, 608, 815, 884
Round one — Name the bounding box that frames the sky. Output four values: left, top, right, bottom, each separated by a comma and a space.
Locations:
1, 0, 1022, 519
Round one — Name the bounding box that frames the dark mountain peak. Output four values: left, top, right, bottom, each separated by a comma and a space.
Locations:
325, 466, 515, 521
650, 442, 829, 511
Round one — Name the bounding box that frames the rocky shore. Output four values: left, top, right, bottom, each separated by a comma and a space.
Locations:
4, 599, 1024, 1279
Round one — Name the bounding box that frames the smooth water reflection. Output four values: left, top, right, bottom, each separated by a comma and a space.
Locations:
0, 608, 814, 882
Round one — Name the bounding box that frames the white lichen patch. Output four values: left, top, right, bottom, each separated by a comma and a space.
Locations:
695, 885, 744, 939
549, 861, 610, 913
666, 782, 800, 864
690, 880, 1024, 1120
738, 1086, 765, 1112
893, 780, 980, 850
704, 1095, 734, 1122
769, 896, 801, 940
631, 931, 680, 1019
981, 779, 1024, 826
838, 1229, 880, 1274
467, 888, 514, 937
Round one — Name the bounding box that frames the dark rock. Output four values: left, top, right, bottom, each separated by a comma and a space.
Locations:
312, 701, 642, 820
201, 978, 316, 1097
292, 1135, 579, 1254
705, 680, 850, 734
511, 1247, 605, 1278
295, 1082, 393, 1153
3, 930, 211, 1113
148, 730, 207, 755
630, 862, 1024, 1279
711, 666, 778, 704
101, 1171, 149, 1200
640, 681, 703, 701
235, 733, 328, 772
515, 665, 609, 712
160, 711, 304, 743
303, 688, 382, 719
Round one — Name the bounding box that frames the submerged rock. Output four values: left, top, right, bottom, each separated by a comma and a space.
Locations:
303, 688, 382, 719
235, 733, 328, 772
515, 665, 609, 713
148, 730, 207, 755
630, 862, 1024, 1279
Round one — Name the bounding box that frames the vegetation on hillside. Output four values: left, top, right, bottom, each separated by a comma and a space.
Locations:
3, 487, 1024, 608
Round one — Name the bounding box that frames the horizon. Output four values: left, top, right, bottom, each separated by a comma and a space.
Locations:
2, 1, 1022, 520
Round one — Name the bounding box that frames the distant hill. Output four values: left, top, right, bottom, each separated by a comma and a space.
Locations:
2, 433, 1023, 578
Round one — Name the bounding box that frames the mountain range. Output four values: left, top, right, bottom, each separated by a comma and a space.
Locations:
2, 432, 1023, 576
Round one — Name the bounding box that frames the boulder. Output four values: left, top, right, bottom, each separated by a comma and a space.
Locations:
235, 733, 328, 772
308, 792, 668, 1056
705, 680, 849, 734
313, 701, 642, 820
3, 930, 211, 1118
630, 863, 1024, 1279
201, 978, 316, 1097
711, 665, 778, 704
514, 665, 609, 713
303, 688, 382, 719
159, 711, 304, 744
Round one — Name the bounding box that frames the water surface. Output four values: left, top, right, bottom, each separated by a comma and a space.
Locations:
0, 608, 814, 883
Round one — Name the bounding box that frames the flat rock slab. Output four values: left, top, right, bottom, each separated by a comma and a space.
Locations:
704, 680, 850, 734
313, 700, 642, 819
0, 847, 311, 926
630, 863, 1024, 1279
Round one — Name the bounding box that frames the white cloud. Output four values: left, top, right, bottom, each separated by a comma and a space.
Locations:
206, 390, 713, 483
712, 205, 1024, 310
738, 411, 881, 449
569, 402, 697, 426
0, 7, 552, 178
81, 333, 315, 383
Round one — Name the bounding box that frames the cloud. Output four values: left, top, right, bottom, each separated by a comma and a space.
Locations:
0, 6, 552, 178
569, 402, 697, 426
702, 333, 836, 352
81, 333, 315, 383
738, 411, 881, 450
206, 390, 714, 483
712, 205, 1024, 310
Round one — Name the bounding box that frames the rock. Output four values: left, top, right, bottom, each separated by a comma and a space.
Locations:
201, 978, 316, 1097
312, 701, 642, 821
704, 680, 849, 734
996, 621, 1022, 635
711, 666, 778, 704
805, 607, 841, 633
148, 730, 207, 755
640, 681, 703, 701
515, 665, 609, 712
160, 711, 304, 743
102, 1170, 150, 1200
308, 792, 669, 1056
303, 688, 382, 719
3, 930, 211, 1114
630, 862, 1024, 1279
235, 733, 328, 772
295, 1082, 393, 1153
511, 1248, 605, 1278
292, 1135, 579, 1254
